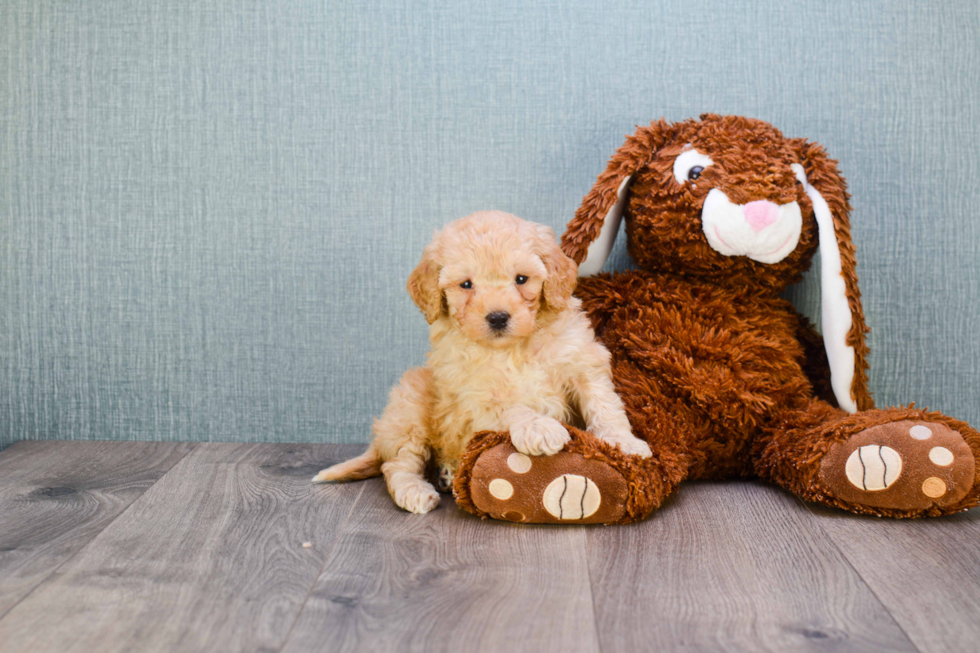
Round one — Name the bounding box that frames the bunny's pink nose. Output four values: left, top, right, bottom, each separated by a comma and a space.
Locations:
743, 201, 779, 233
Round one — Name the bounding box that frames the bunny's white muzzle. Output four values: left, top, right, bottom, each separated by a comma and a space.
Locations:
701, 189, 802, 264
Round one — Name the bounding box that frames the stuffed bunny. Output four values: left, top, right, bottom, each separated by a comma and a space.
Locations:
453, 114, 979, 524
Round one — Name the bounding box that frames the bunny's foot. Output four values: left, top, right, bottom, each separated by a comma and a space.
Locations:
759, 403, 980, 517
453, 425, 677, 525
463, 442, 628, 523
819, 419, 976, 512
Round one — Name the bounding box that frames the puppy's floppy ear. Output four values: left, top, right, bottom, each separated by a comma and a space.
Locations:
790, 140, 872, 413
562, 120, 676, 275
536, 224, 578, 313
406, 241, 443, 324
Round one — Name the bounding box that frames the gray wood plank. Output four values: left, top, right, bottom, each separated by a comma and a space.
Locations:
587, 481, 919, 653
0, 440, 195, 618
0, 442, 366, 653
282, 477, 600, 653
806, 504, 980, 653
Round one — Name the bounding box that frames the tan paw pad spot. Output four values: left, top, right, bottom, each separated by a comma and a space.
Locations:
845, 445, 902, 491
507, 452, 532, 473
488, 478, 513, 500
909, 425, 933, 440
928, 446, 954, 466
542, 474, 601, 520
922, 477, 947, 498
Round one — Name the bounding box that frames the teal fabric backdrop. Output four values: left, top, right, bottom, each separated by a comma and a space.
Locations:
1, 0, 978, 449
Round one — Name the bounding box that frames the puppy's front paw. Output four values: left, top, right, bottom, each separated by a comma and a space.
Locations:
392, 481, 441, 514
511, 417, 571, 456
609, 436, 652, 458
595, 426, 652, 458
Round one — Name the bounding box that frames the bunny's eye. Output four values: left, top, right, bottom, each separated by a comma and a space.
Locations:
515, 275, 528, 285
460, 280, 473, 289
673, 148, 714, 185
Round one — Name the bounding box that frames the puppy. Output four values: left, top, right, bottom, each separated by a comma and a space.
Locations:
312, 211, 651, 513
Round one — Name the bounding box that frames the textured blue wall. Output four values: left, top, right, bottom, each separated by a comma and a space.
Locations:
1, 0, 978, 449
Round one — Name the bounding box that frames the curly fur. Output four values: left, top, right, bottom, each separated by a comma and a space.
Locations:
455, 115, 979, 522
313, 211, 648, 514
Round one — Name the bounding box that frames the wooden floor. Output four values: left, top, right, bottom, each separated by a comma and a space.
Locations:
0, 442, 978, 652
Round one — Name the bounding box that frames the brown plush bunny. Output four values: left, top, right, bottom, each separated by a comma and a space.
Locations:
453, 114, 979, 524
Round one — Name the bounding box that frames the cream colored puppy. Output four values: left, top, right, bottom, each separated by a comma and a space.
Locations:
312, 211, 651, 514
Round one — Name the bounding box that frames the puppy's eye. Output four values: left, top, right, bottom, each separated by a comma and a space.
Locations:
515, 275, 528, 285
673, 148, 714, 185
460, 280, 472, 289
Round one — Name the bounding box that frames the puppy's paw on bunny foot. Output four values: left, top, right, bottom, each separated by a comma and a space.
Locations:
392, 481, 441, 514
602, 435, 652, 458
510, 416, 571, 456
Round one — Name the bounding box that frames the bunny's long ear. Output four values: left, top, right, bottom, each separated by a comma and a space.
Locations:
791, 141, 872, 413
562, 120, 675, 275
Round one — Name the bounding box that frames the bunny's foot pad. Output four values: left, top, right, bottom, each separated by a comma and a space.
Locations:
466, 443, 628, 524
819, 420, 976, 512
454, 426, 671, 525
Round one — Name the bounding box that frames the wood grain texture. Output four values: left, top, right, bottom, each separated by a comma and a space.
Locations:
0, 443, 366, 653
8, 442, 980, 653
281, 477, 599, 653
806, 504, 980, 653
0, 440, 194, 618
587, 481, 918, 653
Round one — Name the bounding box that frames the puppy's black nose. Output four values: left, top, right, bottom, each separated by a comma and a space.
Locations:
486, 311, 510, 331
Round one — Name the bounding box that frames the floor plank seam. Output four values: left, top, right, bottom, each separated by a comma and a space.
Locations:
583, 529, 604, 653
796, 496, 924, 653
276, 481, 369, 652
0, 443, 199, 625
